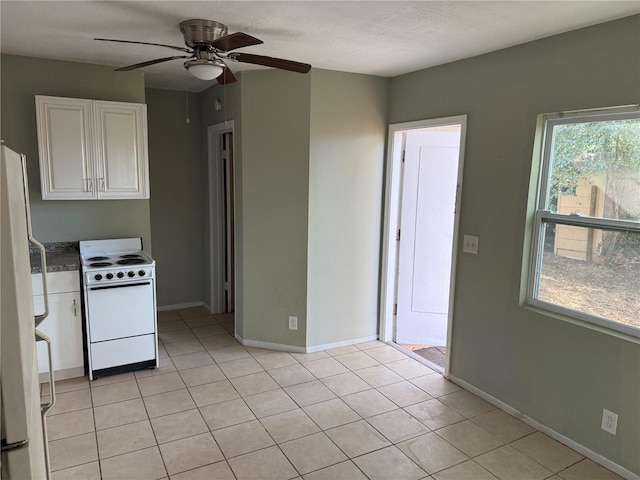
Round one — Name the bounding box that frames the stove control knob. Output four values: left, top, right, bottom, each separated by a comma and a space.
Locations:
106, 273, 114, 280
117, 272, 124, 279
138, 270, 146, 277
128, 271, 135, 278
95, 274, 103, 281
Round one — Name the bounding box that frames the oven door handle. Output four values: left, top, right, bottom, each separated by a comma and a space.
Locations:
89, 281, 151, 291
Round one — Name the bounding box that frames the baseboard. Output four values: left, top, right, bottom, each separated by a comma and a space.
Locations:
157, 301, 205, 312
448, 374, 639, 480
39, 366, 85, 383
305, 335, 379, 353
235, 335, 307, 353
235, 334, 379, 354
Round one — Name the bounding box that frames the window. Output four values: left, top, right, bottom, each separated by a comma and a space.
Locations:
528, 107, 640, 337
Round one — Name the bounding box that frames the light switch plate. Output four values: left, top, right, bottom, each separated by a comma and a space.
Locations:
463, 235, 479, 254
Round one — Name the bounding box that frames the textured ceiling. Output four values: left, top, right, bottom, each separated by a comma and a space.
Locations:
1, 1, 638, 92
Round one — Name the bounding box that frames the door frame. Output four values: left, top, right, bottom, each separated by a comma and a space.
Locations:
207, 120, 235, 313
379, 115, 467, 377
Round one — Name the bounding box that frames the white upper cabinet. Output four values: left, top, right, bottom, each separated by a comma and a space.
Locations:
93, 101, 149, 199
35, 95, 149, 200
35, 97, 94, 200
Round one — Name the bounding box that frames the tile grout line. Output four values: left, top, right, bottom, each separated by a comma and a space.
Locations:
160, 310, 235, 478
49, 308, 622, 480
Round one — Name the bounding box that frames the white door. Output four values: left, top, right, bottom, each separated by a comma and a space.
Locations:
396, 129, 461, 346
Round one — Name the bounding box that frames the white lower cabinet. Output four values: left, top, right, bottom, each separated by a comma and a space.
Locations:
32, 271, 84, 380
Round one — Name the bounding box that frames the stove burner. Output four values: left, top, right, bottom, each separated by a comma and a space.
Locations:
117, 258, 145, 265
90, 262, 113, 267
88, 256, 109, 261
120, 254, 142, 259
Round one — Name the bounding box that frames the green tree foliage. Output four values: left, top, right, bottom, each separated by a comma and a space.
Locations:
549, 118, 640, 210
549, 117, 640, 260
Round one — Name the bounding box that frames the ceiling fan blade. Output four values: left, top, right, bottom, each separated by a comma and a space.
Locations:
95, 38, 192, 53
217, 68, 237, 85
115, 55, 191, 71
229, 53, 311, 74
210, 32, 264, 53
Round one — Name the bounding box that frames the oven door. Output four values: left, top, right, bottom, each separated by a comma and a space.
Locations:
86, 280, 155, 342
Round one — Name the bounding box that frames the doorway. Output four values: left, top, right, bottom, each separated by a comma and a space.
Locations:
380, 116, 466, 375
208, 121, 235, 315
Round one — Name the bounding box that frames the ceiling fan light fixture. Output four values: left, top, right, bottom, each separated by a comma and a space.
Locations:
184, 58, 225, 80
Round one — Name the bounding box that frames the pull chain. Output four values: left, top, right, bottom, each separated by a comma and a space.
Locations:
185, 69, 191, 124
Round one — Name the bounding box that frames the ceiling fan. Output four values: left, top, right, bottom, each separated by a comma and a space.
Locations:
95, 19, 312, 84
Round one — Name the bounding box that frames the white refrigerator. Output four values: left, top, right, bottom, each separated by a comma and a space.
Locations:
1, 144, 54, 479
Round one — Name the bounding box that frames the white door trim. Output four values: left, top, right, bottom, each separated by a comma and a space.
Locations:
207, 120, 235, 313
380, 115, 467, 377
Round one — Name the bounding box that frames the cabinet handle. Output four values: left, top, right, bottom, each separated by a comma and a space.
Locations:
73, 299, 77, 316
88, 178, 93, 193
100, 178, 105, 192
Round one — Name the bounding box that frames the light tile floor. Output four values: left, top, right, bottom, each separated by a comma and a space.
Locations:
44, 306, 624, 480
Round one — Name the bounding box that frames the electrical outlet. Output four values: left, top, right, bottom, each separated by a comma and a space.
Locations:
601, 409, 618, 435
463, 235, 479, 254
288, 316, 298, 330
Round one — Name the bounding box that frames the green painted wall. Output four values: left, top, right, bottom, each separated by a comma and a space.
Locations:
389, 15, 640, 474
240, 70, 311, 348
307, 69, 389, 347
0, 54, 152, 251
145, 88, 203, 307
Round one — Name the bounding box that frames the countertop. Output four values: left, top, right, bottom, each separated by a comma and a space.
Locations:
29, 242, 80, 273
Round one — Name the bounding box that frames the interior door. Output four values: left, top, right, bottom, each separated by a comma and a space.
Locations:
396, 129, 460, 346
208, 124, 235, 315
222, 132, 235, 312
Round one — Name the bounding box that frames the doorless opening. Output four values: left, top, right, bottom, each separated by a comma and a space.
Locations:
380, 116, 466, 376
208, 121, 235, 316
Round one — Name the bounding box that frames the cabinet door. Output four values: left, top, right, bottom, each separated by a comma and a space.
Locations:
34, 292, 84, 375
94, 101, 149, 199
35, 96, 95, 200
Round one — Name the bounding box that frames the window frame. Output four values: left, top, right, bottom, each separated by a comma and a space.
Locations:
527, 106, 640, 339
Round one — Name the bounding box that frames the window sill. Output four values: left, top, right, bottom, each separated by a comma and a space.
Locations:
523, 299, 640, 345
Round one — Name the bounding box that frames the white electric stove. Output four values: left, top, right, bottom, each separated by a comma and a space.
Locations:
80, 238, 158, 380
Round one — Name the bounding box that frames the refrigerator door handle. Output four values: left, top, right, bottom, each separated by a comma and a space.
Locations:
20, 154, 49, 326
1, 438, 30, 452
31, 238, 48, 327
35, 330, 56, 415
35, 329, 55, 480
